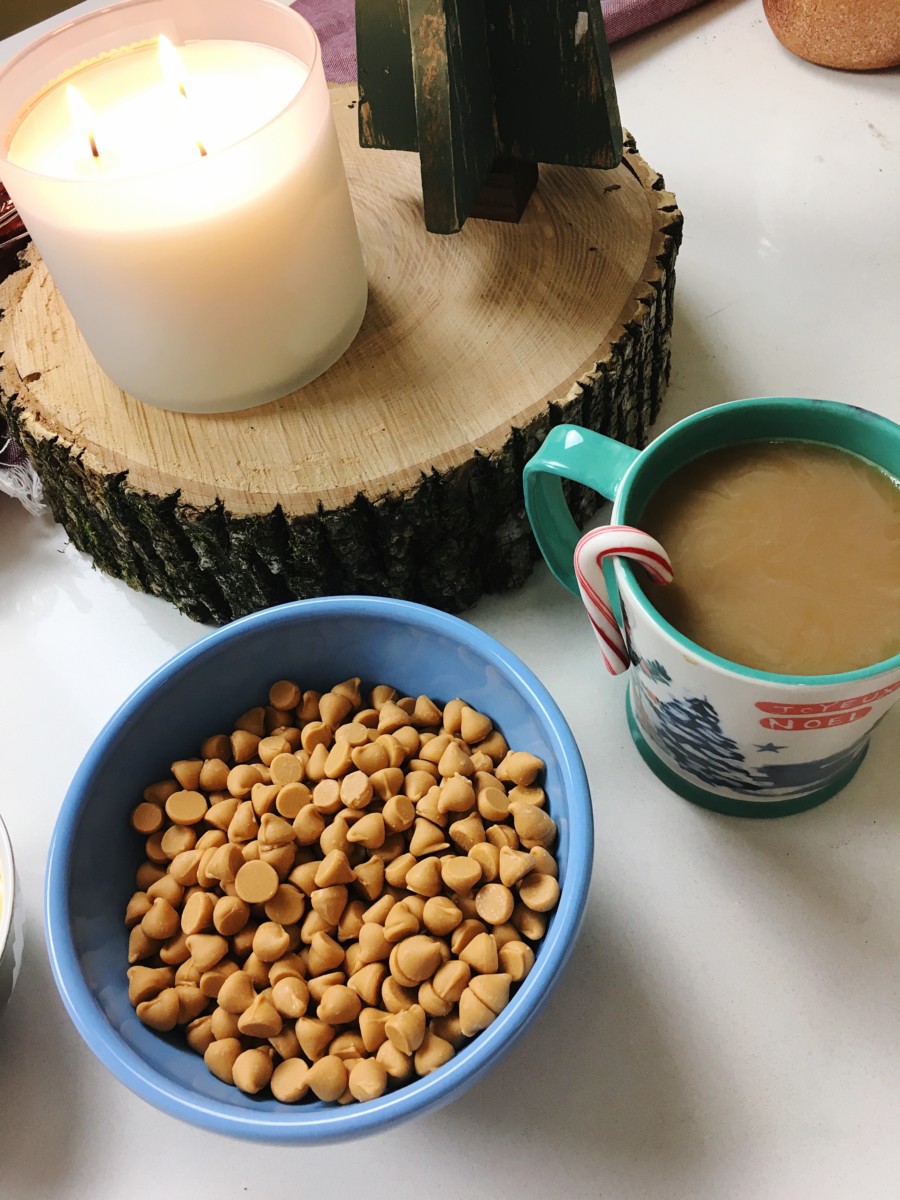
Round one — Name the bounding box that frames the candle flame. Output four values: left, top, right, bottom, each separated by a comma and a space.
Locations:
158, 34, 207, 157
66, 84, 99, 159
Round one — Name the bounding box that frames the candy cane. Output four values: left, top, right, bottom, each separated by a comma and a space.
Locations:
574, 525, 674, 675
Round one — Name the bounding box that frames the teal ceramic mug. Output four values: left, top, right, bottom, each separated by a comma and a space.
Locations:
523, 397, 900, 817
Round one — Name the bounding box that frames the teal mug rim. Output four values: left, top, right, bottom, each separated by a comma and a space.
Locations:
556, 397, 900, 688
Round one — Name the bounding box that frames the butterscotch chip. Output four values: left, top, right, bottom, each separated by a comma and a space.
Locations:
438, 775, 476, 815
440, 856, 482, 895
269, 1026, 301, 1062
269, 679, 302, 711
518, 872, 561, 913
418, 979, 452, 1017
432, 959, 471, 1005
405, 857, 443, 897
227, 800, 259, 842
237, 992, 282, 1039
422, 896, 462, 937
414, 1030, 455, 1075
164, 790, 207, 826
357, 922, 392, 964
348, 963, 388, 1008
362, 894, 394, 925
384, 902, 420, 944
212, 895, 250, 937
215, 969, 257, 1014
475, 883, 515, 926
271, 1058, 310, 1103
358, 1007, 390, 1053
476, 787, 510, 823
381, 977, 417, 1013
393, 935, 443, 983
497, 751, 544, 787
513, 903, 548, 941
307, 971, 346, 1003
204, 1037, 243, 1085
268, 953, 306, 985
229, 763, 264, 801
229, 736, 262, 774
469, 972, 511, 1016
430, 1013, 466, 1049
437, 742, 474, 779
307, 932, 345, 976
351, 742, 389, 776
185, 1014, 215, 1055
232, 1047, 274, 1095
347, 1058, 388, 1102
131, 802, 164, 835
458, 987, 496, 1037
337, 722, 371, 747
301, 721, 332, 754
408, 819, 449, 858
418, 734, 452, 765
460, 706, 492, 744
509, 802, 557, 849
384, 1003, 426, 1054
318, 815, 351, 858
486, 824, 519, 851
141, 897, 180, 941
311, 885, 349, 927
499, 940, 535, 982
205, 795, 239, 832
448, 814, 486, 851
469, 842, 500, 883
263, 883, 304, 927
459, 931, 498, 975
158, 930, 191, 965
320, 692, 353, 729
292, 803, 326, 846
258, 812, 295, 848
498, 846, 535, 887
450, 918, 487, 957
324, 739, 353, 778
346, 812, 385, 849
311, 778, 342, 816
442, 698, 464, 734
136, 987, 180, 1031
234, 859, 279, 904
296, 1017, 335, 1061
252, 921, 292, 963
306, 1055, 349, 1102
384, 852, 416, 889
180, 890, 216, 936
143, 779, 179, 806
206, 843, 245, 884
127, 965, 175, 1006
337, 899, 365, 944
275, 782, 311, 820
315, 849, 355, 887
354, 854, 386, 902
317, 984, 362, 1026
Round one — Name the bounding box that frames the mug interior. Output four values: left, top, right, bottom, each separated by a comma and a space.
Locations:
615, 397, 900, 685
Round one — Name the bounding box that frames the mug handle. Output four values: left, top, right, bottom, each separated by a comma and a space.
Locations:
522, 424, 641, 593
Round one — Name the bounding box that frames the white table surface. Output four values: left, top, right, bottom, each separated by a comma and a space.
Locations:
1, 2, 898, 1197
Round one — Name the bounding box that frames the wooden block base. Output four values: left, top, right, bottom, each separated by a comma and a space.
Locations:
0, 87, 682, 625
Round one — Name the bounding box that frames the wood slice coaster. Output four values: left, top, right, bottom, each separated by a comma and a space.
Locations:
0, 85, 682, 624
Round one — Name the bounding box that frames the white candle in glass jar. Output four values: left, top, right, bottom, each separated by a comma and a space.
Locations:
0, 0, 367, 413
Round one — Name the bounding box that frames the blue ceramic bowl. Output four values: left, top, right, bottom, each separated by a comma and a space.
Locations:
45, 597, 592, 1143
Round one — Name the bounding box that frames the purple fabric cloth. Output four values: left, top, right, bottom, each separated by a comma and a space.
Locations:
291, 0, 709, 81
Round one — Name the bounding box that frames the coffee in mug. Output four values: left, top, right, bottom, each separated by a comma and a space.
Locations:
638, 440, 900, 676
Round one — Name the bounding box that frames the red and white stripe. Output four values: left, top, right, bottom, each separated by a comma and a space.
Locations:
574, 525, 674, 675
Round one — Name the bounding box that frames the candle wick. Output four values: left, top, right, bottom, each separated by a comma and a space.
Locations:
197, 139, 208, 158
89, 132, 100, 159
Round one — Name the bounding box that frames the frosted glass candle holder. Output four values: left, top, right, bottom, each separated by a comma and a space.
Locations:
0, 0, 368, 413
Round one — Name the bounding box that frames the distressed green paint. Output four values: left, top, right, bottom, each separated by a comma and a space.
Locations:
408, 0, 496, 233
355, 0, 622, 232
356, 0, 419, 150
485, 0, 622, 167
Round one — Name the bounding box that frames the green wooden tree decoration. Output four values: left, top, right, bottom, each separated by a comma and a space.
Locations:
356, 0, 623, 234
